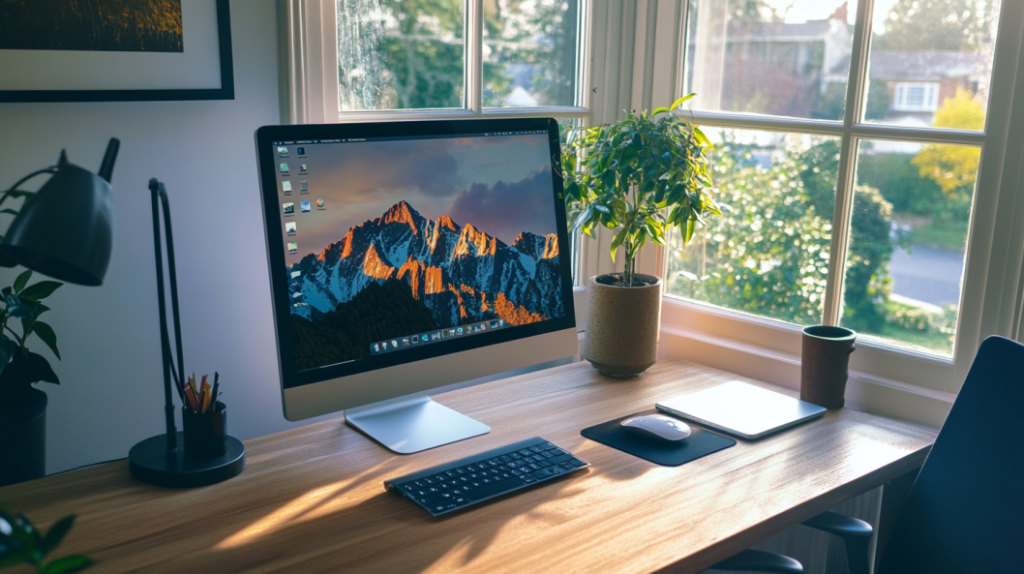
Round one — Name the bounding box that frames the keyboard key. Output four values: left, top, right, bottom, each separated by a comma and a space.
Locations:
466, 478, 526, 501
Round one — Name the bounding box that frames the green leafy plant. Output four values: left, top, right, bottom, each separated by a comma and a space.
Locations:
0, 190, 63, 398
562, 95, 720, 286
0, 500, 93, 573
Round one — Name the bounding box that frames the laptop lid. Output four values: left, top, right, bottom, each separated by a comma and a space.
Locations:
656, 381, 826, 440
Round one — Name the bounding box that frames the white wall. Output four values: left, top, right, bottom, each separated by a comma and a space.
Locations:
0, 0, 333, 474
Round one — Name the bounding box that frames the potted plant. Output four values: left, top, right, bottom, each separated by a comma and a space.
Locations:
562, 95, 719, 377
0, 199, 63, 487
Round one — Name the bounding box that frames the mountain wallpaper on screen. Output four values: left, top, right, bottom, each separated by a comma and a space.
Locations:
288, 201, 564, 370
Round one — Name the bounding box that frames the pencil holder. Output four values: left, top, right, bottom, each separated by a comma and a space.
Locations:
182, 401, 227, 461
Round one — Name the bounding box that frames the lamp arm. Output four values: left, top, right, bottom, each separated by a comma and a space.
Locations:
0, 167, 58, 210
149, 179, 187, 454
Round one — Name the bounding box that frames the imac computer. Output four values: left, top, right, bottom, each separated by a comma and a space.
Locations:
255, 118, 577, 453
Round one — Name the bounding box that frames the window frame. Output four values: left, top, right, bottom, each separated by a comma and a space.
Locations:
297, 0, 595, 123
609, 0, 1024, 425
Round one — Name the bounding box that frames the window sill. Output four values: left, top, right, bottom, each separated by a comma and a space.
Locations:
655, 297, 957, 429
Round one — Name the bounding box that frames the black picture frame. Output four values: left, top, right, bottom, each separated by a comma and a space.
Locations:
0, 0, 234, 103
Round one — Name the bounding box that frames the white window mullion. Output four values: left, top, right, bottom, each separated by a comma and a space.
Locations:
466, 0, 483, 114
822, 0, 874, 325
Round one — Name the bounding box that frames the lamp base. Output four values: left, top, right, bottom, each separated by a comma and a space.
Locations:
129, 432, 245, 488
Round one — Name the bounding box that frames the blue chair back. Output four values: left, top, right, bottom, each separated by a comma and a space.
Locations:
878, 336, 1024, 574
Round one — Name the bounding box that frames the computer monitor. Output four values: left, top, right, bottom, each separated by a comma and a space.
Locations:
255, 118, 577, 453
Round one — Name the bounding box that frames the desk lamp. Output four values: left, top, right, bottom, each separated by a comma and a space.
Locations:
0, 139, 118, 284
127, 179, 245, 488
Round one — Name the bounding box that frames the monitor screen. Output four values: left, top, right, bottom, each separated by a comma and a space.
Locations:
256, 118, 576, 405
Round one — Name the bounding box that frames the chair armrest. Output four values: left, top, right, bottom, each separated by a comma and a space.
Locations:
710, 549, 803, 573
802, 511, 873, 539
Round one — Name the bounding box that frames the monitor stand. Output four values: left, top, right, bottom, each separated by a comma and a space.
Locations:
345, 392, 490, 454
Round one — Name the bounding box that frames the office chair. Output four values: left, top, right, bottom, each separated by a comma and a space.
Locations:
710, 335, 1024, 574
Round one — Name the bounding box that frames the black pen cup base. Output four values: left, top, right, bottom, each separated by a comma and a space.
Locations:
129, 433, 245, 488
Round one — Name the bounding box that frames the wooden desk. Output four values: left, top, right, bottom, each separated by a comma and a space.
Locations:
0, 359, 936, 573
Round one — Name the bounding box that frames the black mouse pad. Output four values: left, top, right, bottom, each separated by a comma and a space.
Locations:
581, 409, 736, 466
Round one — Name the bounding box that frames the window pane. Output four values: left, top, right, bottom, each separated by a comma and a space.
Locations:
337, 0, 465, 111
684, 0, 856, 120
842, 139, 977, 356
864, 0, 1000, 125
665, 131, 838, 325
482, 0, 580, 108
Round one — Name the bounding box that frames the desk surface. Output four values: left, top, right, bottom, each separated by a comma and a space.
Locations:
0, 359, 936, 574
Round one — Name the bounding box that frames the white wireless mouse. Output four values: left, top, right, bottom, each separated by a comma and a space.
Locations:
620, 414, 692, 442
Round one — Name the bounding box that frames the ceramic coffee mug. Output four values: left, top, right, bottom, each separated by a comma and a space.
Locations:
800, 326, 856, 409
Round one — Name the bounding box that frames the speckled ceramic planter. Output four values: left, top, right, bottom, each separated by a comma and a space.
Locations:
583, 273, 663, 377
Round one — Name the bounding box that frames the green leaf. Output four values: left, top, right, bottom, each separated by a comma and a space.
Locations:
43, 554, 94, 574
670, 94, 696, 111
13, 269, 32, 294
4, 293, 34, 319
19, 281, 62, 302
40, 516, 75, 558
32, 322, 60, 361
609, 228, 628, 263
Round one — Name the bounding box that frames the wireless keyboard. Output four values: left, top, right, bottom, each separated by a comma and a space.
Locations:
384, 437, 589, 516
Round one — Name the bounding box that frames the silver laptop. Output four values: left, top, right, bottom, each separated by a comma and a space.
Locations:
656, 381, 826, 440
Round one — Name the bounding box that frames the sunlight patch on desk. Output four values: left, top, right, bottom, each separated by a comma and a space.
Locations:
216, 461, 390, 549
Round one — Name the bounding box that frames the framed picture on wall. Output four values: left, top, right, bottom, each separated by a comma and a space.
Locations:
0, 0, 233, 103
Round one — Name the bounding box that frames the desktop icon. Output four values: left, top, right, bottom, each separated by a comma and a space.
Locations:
421, 334, 429, 342
431, 332, 441, 341
282, 202, 294, 214
457, 327, 464, 335
381, 341, 388, 350
499, 320, 505, 327
290, 270, 301, 278
316, 199, 325, 209
287, 242, 298, 254
280, 163, 289, 173
479, 324, 486, 331
282, 181, 292, 193
402, 338, 410, 347
297, 146, 306, 155
392, 340, 398, 348
300, 201, 311, 212
300, 180, 309, 192
372, 343, 379, 353
277, 146, 288, 157
300, 163, 308, 172
411, 336, 419, 344
490, 321, 498, 329
441, 330, 450, 338
285, 222, 297, 235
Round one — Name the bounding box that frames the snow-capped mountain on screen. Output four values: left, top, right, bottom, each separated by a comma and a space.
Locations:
287, 201, 564, 328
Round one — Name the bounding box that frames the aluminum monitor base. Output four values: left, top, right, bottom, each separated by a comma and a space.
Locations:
345, 392, 490, 454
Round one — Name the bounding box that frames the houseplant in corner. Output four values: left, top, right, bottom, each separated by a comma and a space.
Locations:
0, 240, 64, 488
0, 139, 117, 486
563, 95, 719, 376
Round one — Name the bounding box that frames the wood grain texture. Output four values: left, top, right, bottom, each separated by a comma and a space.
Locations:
0, 359, 936, 574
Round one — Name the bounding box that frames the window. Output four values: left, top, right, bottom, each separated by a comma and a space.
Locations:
631, 0, 1024, 403
893, 82, 939, 111
291, 0, 590, 122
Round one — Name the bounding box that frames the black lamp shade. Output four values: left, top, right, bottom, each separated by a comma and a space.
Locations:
1, 163, 113, 286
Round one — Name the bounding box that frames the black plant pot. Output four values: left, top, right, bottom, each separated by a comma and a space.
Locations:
0, 387, 47, 487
